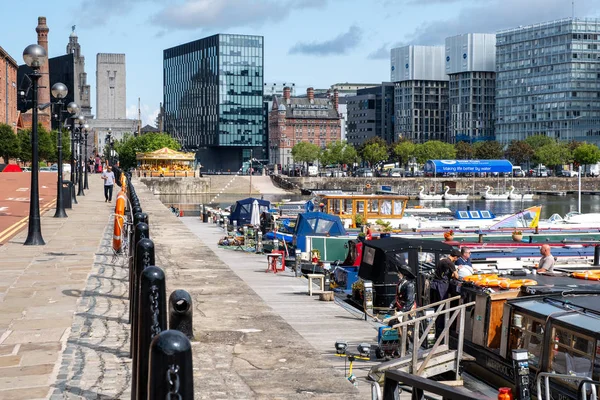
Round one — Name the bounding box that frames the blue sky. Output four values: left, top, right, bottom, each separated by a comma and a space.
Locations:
1, 0, 598, 126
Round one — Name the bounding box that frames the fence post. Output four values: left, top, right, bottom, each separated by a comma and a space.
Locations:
168, 290, 194, 339
131, 238, 155, 358
133, 266, 167, 400
129, 221, 149, 324
148, 330, 194, 400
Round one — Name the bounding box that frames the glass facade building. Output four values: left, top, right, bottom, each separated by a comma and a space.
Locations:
496, 18, 600, 145
346, 83, 395, 146
163, 34, 264, 171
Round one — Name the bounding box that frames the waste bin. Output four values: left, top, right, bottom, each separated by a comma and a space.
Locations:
202, 212, 208, 223
62, 181, 73, 209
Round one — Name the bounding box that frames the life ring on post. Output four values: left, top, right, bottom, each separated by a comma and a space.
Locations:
366, 184, 371, 189
112, 189, 127, 253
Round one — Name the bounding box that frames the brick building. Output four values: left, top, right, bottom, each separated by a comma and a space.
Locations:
0, 46, 18, 132
269, 87, 341, 169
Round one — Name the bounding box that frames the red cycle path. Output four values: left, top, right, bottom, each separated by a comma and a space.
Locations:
0, 172, 58, 244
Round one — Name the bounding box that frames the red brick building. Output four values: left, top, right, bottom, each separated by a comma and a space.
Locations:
269, 87, 341, 169
0, 45, 18, 132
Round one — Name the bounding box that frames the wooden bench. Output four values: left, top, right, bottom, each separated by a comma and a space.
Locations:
306, 274, 325, 296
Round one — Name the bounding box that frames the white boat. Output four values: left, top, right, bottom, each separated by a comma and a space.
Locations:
508, 186, 534, 200
482, 186, 509, 200
443, 186, 469, 201
417, 185, 443, 200
539, 211, 600, 229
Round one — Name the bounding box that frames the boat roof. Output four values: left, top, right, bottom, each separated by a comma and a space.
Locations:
321, 194, 409, 200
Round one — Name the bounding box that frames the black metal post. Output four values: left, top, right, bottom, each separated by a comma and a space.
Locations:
131, 238, 154, 360
594, 245, 600, 266
129, 219, 149, 325
77, 129, 84, 196
70, 118, 75, 185
24, 70, 45, 246
133, 266, 167, 400
54, 101, 67, 218
84, 131, 89, 189
74, 130, 79, 185
168, 290, 194, 340
148, 330, 194, 400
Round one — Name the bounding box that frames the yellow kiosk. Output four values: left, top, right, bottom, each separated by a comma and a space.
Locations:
136, 147, 197, 177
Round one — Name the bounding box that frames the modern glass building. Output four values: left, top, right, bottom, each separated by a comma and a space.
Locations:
346, 83, 395, 146
163, 34, 264, 171
496, 18, 600, 145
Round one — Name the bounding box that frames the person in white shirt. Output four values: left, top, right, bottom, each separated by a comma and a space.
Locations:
101, 166, 115, 202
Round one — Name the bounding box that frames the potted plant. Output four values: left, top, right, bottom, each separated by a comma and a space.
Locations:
443, 229, 454, 241
354, 213, 364, 228
512, 230, 523, 242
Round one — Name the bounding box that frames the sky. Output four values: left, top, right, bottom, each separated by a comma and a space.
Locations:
2, 0, 599, 127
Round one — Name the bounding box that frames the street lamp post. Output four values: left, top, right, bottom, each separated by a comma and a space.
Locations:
84, 124, 89, 190
51, 82, 68, 218
76, 115, 86, 196
23, 44, 47, 246
106, 128, 112, 165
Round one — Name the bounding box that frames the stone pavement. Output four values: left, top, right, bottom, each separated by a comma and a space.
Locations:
0, 174, 130, 399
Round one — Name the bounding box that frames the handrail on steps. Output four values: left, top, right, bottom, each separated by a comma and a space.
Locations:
536, 372, 598, 400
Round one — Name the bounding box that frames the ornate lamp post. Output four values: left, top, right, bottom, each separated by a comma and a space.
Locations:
83, 123, 89, 190
76, 115, 86, 196
23, 44, 47, 246
106, 128, 113, 165
50, 82, 68, 218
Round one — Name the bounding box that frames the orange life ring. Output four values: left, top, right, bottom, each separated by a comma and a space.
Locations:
463, 274, 498, 283
366, 184, 371, 189
498, 279, 538, 289
572, 271, 600, 281
112, 189, 127, 253
476, 277, 510, 287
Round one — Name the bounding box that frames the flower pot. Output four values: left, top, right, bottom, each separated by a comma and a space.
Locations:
444, 235, 454, 242
512, 234, 523, 242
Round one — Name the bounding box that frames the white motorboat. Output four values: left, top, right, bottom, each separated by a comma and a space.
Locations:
417, 185, 443, 200
508, 186, 534, 200
539, 211, 600, 229
482, 185, 509, 200
443, 186, 469, 201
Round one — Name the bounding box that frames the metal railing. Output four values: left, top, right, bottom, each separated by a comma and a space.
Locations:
536, 372, 598, 400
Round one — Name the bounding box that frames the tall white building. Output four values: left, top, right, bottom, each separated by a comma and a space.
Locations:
445, 33, 496, 143
96, 53, 126, 120
391, 45, 449, 143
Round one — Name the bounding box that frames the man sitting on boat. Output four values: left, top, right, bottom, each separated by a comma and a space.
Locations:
456, 247, 474, 278
536, 244, 555, 273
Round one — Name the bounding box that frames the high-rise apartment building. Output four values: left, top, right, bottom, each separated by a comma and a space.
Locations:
96, 53, 126, 120
163, 34, 264, 171
445, 33, 496, 143
496, 18, 600, 144
391, 45, 449, 143
346, 83, 395, 147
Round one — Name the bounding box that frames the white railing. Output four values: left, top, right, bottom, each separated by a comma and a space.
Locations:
536, 372, 598, 400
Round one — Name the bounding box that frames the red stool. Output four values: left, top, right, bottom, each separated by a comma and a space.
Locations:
266, 250, 286, 273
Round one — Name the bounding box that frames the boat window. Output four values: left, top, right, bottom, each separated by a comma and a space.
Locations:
343, 199, 353, 214
509, 313, 544, 371
418, 252, 436, 273
458, 211, 469, 218
481, 211, 492, 218
380, 200, 392, 215
470, 211, 480, 218
314, 219, 335, 234
369, 200, 379, 213
393, 200, 403, 215
306, 218, 317, 230
549, 327, 593, 382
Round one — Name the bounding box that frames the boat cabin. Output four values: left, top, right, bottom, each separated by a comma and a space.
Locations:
320, 194, 409, 228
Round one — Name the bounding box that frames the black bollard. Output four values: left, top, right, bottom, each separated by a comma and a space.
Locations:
594, 245, 600, 267
131, 238, 155, 358
128, 210, 146, 282
168, 290, 194, 339
129, 221, 149, 323
133, 266, 167, 400
148, 330, 194, 400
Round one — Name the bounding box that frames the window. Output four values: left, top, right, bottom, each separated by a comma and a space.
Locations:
509, 313, 544, 370
549, 326, 593, 382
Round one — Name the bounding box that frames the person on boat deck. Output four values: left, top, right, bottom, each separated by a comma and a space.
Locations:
436, 249, 460, 281
388, 270, 416, 326
456, 248, 474, 278
431, 249, 460, 335
536, 244, 555, 273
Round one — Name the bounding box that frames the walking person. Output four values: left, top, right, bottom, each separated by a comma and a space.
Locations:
101, 165, 115, 202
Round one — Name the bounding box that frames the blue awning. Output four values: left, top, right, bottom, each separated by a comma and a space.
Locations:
425, 160, 513, 174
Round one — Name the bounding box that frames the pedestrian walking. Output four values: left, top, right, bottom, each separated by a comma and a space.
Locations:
101, 165, 115, 202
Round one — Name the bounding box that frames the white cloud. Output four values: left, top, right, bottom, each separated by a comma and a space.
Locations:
126, 103, 160, 128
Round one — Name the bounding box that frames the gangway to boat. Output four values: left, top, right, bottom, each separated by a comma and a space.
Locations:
368, 296, 475, 388
536, 373, 599, 400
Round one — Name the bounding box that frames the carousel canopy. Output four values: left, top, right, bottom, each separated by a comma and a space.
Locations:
136, 147, 195, 161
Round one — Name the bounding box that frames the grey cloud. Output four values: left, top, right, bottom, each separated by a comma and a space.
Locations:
367, 43, 391, 60
288, 26, 362, 56
152, 0, 326, 30
75, 0, 167, 25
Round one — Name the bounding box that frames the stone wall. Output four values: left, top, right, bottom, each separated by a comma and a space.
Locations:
139, 175, 259, 195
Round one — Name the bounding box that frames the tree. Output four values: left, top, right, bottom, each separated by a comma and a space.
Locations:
505, 140, 534, 166
534, 142, 571, 171
473, 141, 503, 160
0, 123, 20, 163
392, 140, 416, 167
573, 143, 600, 175
360, 137, 389, 167
291, 141, 321, 175
525, 134, 554, 149
113, 132, 181, 169
454, 141, 473, 160
37, 125, 55, 163
321, 141, 359, 168
17, 129, 31, 163
414, 140, 456, 164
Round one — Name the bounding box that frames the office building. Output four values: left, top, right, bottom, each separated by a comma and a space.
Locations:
269, 87, 341, 168
496, 18, 600, 144
0, 46, 18, 132
446, 33, 496, 143
346, 83, 395, 146
163, 34, 264, 171
96, 53, 126, 120
391, 45, 449, 142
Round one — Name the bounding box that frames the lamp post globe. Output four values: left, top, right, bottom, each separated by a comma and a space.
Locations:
67, 102, 78, 114
83, 124, 90, 190
51, 82, 68, 219
23, 44, 47, 245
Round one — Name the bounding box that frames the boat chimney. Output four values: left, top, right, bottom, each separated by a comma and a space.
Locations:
594, 245, 600, 266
